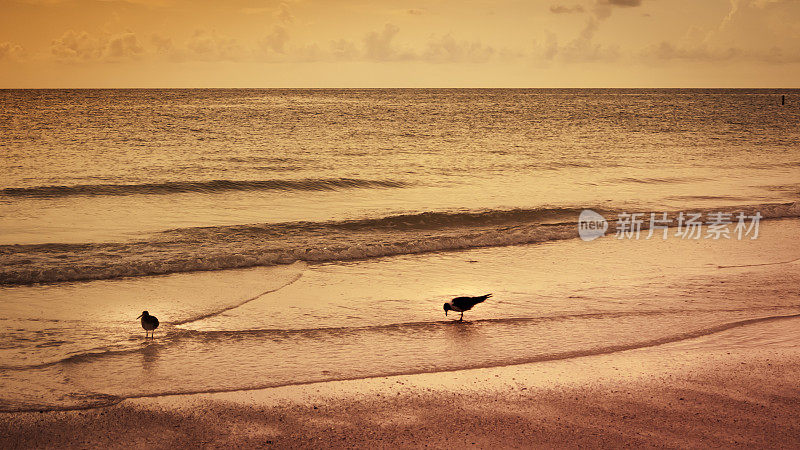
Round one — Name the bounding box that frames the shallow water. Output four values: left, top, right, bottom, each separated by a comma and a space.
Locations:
2, 89, 799, 247
1, 219, 799, 411
1, 89, 799, 411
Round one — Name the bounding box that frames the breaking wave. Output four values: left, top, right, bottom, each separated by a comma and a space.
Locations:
0, 178, 410, 198
0, 201, 797, 285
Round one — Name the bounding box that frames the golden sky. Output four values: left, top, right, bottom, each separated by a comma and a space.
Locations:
0, 0, 798, 87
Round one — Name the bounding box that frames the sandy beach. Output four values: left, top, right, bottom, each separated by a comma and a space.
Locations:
4, 313, 800, 448
3, 219, 800, 447
3, 0, 800, 445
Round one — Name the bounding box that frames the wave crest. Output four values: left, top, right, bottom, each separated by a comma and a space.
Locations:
0, 178, 410, 198
0, 202, 797, 285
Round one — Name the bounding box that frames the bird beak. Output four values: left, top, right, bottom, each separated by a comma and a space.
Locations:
136, 314, 142, 319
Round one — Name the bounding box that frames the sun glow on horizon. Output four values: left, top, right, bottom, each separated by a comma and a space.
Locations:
0, 0, 799, 87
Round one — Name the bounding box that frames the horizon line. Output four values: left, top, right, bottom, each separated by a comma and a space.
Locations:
1, 86, 799, 90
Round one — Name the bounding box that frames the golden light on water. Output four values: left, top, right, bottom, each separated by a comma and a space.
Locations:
2, 2, 800, 447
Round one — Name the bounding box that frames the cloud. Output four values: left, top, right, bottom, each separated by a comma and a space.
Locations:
658, 0, 800, 63
292, 43, 326, 62
0, 41, 25, 60
363, 24, 411, 61
276, 2, 294, 23
719, 0, 743, 31
329, 38, 359, 60
535, 17, 619, 62
150, 31, 246, 61
185, 30, 242, 61
255, 25, 334, 62
601, 0, 642, 6
643, 42, 741, 62
361, 25, 496, 63
51, 31, 104, 61
592, 0, 644, 20
150, 34, 174, 53
51, 30, 142, 62
550, 5, 585, 14
260, 26, 289, 54
642, 41, 800, 64
539, 32, 559, 60
539, 0, 639, 61
248, 24, 504, 64
717, 0, 798, 35
422, 35, 495, 63
561, 18, 619, 61
256, 24, 413, 63
240, 1, 292, 22
106, 32, 144, 60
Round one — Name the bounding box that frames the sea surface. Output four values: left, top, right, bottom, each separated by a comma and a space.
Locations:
1, 88, 799, 411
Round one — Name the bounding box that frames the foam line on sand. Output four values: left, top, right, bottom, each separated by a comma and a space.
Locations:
3, 314, 800, 447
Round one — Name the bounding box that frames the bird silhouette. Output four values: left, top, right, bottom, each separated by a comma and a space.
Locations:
443, 294, 491, 322
137, 311, 159, 339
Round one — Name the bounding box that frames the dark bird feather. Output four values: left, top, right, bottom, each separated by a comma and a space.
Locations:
451, 293, 492, 311
444, 293, 492, 321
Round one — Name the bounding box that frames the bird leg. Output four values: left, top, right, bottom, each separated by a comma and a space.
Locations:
459, 312, 463, 322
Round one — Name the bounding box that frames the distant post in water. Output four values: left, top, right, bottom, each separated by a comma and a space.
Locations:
782, 94, 785, 105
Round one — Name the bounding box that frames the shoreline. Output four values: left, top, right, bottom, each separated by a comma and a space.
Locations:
6, 310, 800, 414
4, 315, 800, 448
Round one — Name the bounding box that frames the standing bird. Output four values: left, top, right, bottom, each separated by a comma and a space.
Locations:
443, 294, 491, 322
137, 311, 159, 339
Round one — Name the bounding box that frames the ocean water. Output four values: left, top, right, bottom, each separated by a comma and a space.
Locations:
1, 89, 799, 411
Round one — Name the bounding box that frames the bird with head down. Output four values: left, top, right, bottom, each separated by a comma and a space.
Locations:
443, 294, 491, 322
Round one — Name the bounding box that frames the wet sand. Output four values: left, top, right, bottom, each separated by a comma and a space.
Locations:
3, 315, 800, 448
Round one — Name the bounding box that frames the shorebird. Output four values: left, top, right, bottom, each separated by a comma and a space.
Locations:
137, 311, 159, 339
443, 294, 491, 322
